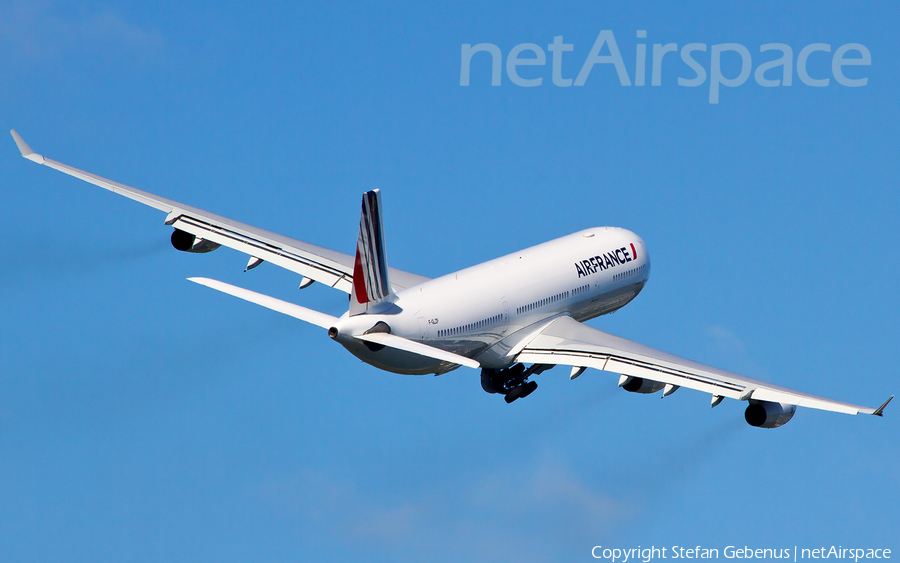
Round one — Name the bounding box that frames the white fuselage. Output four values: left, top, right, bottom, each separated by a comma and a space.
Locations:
331, 227, 651, 375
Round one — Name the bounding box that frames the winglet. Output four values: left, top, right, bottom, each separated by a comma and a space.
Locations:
871, 395, 893, 417
10, 130, 44, 163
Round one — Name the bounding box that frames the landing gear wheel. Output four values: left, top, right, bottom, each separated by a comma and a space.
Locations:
519, 380, 538, 399
504, 385, 526, 403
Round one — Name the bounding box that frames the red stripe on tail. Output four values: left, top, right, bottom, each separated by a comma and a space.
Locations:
352, 247, 369, 304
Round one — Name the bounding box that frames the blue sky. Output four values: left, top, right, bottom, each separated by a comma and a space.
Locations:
1, 1, 897, 561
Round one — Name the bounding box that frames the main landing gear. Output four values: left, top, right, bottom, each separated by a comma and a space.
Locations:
481, 363, 553, 404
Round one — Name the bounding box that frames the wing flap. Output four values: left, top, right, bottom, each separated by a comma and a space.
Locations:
170, 212, 354, 292
516, 315, 880, 416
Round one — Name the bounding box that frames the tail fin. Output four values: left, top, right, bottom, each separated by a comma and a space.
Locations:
350, 189, 394, 315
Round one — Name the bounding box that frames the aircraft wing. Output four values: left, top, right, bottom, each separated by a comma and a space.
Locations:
10, 130, 430, 293
514, 315, 891, 416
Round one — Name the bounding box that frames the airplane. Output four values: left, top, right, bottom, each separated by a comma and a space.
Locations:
10, 130, 892, 428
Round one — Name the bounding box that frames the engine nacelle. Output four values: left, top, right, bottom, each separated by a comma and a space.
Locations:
171, 229, 221, 253
619, 375, 665, 394
744, 400, 797, 428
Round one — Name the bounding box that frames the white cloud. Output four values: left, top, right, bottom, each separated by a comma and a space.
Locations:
0, 1, 163, 60
706, 324, 746, 355
251, 454, 630, 563
705, 324, 768, 378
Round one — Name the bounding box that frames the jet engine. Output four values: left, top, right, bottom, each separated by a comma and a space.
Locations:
171, 229, 221, 253
618, 375, 665, 394
744, 400, 796, 428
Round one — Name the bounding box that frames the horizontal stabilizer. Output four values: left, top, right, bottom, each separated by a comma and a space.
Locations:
188, 277, 337, 329
354, 332, 481, 369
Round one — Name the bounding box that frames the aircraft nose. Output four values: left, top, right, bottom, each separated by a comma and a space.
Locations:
624, 232, 650, 280
638, 239, 650, 280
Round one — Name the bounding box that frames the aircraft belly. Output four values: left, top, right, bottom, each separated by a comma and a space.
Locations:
339, 337, 464, 375
572, 281, 645, 322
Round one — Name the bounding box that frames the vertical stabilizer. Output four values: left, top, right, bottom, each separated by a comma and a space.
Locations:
350, 189, 394, 315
